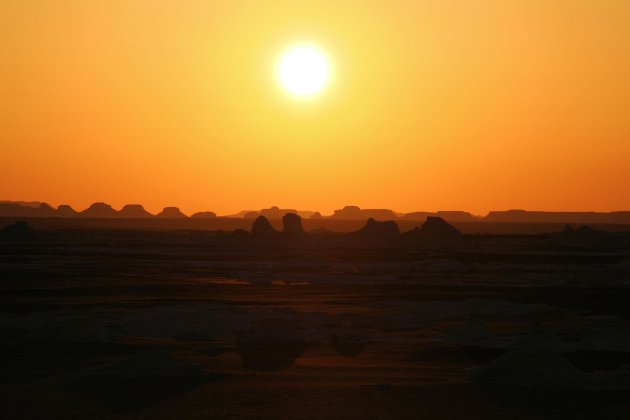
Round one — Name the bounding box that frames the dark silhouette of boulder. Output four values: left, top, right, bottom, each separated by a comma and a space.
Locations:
310, 212, 322, 219
0, 220, 34, 240
156, 207, 187, 218
119, 204, 153, 218
282, 213, 307, 239
419, 216, 461, 239
80, 202, 118, 218
191, 211, 217, 219
56, 204, 78, 217
346, 218, 400, 246
251, 216, 280, 239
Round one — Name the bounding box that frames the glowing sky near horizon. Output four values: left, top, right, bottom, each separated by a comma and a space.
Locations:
1, 0, 630, 215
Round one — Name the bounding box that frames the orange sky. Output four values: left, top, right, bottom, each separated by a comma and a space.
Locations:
1, 0, 629, 216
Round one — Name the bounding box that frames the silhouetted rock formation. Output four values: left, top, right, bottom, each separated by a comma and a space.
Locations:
119, 204, 153, 218
331, 206, 397, 221
401, 217, 462, 247
80, 202, 118, 218
282, 213, 307, 239
560, 224, 607, 245
310, 212, 322, 219
156, 207, 187, 218
420, 216, 462, 239
260, 206, 299, 220
251, 216, 281, 241
191, 211, 217, 219
56, 204, 78, 218
0, 220, 34, 240
243, 211, 260, 219
346, 218, 400, 246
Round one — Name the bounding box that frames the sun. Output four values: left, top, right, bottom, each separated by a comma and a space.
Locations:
277, 43, 331, 98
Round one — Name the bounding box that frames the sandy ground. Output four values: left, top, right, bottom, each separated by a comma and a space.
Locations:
1, 230, 630, 419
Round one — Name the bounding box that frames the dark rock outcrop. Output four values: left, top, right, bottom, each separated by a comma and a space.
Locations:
156, 207, 187, 218
345, 218, 400, 246
252, 216, 280, 239
0, 220, 35, 241
401, 217, 462, 247
282, 213, 307, 239
419, 216, 462, 239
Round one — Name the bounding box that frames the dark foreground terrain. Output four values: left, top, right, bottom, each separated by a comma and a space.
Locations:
1, 219, 630, 419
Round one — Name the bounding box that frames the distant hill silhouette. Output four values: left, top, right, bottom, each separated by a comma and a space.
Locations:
402, 211, 476, 222
156, 207, 187, 218
56, 204, 78, 217
2, 200, 630, 225
345, 217, 400, 246
80, 202, 118, 218
401, 217, 462, 247
119, 204, 153, 218
485, 210, 630, 224
191, 211, 217, 219
331, 206, 398, 221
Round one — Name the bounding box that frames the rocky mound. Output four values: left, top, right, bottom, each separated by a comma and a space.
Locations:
119, 204, 152, 218
0, 220, 34, 240
252, 216, 280, 238
56, 204, 78, 217
156, 207, 187, 218
420, 216, 461, 239
282, 213, 307, 238
346, 218, 400, 246
80, 202, 118, 218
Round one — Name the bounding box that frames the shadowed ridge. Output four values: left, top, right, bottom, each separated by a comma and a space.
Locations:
156, 207, 187, 218
331, 206, 397, 221
80, 202, 118, 218
191, 211, 217, 219
119, 204, 153, 218
282, 213, 307, 239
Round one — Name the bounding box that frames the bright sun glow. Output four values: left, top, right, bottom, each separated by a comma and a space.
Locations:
277, 44, 331, 98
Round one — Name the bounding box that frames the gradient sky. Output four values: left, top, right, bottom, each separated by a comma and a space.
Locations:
1, 0, 629, 215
